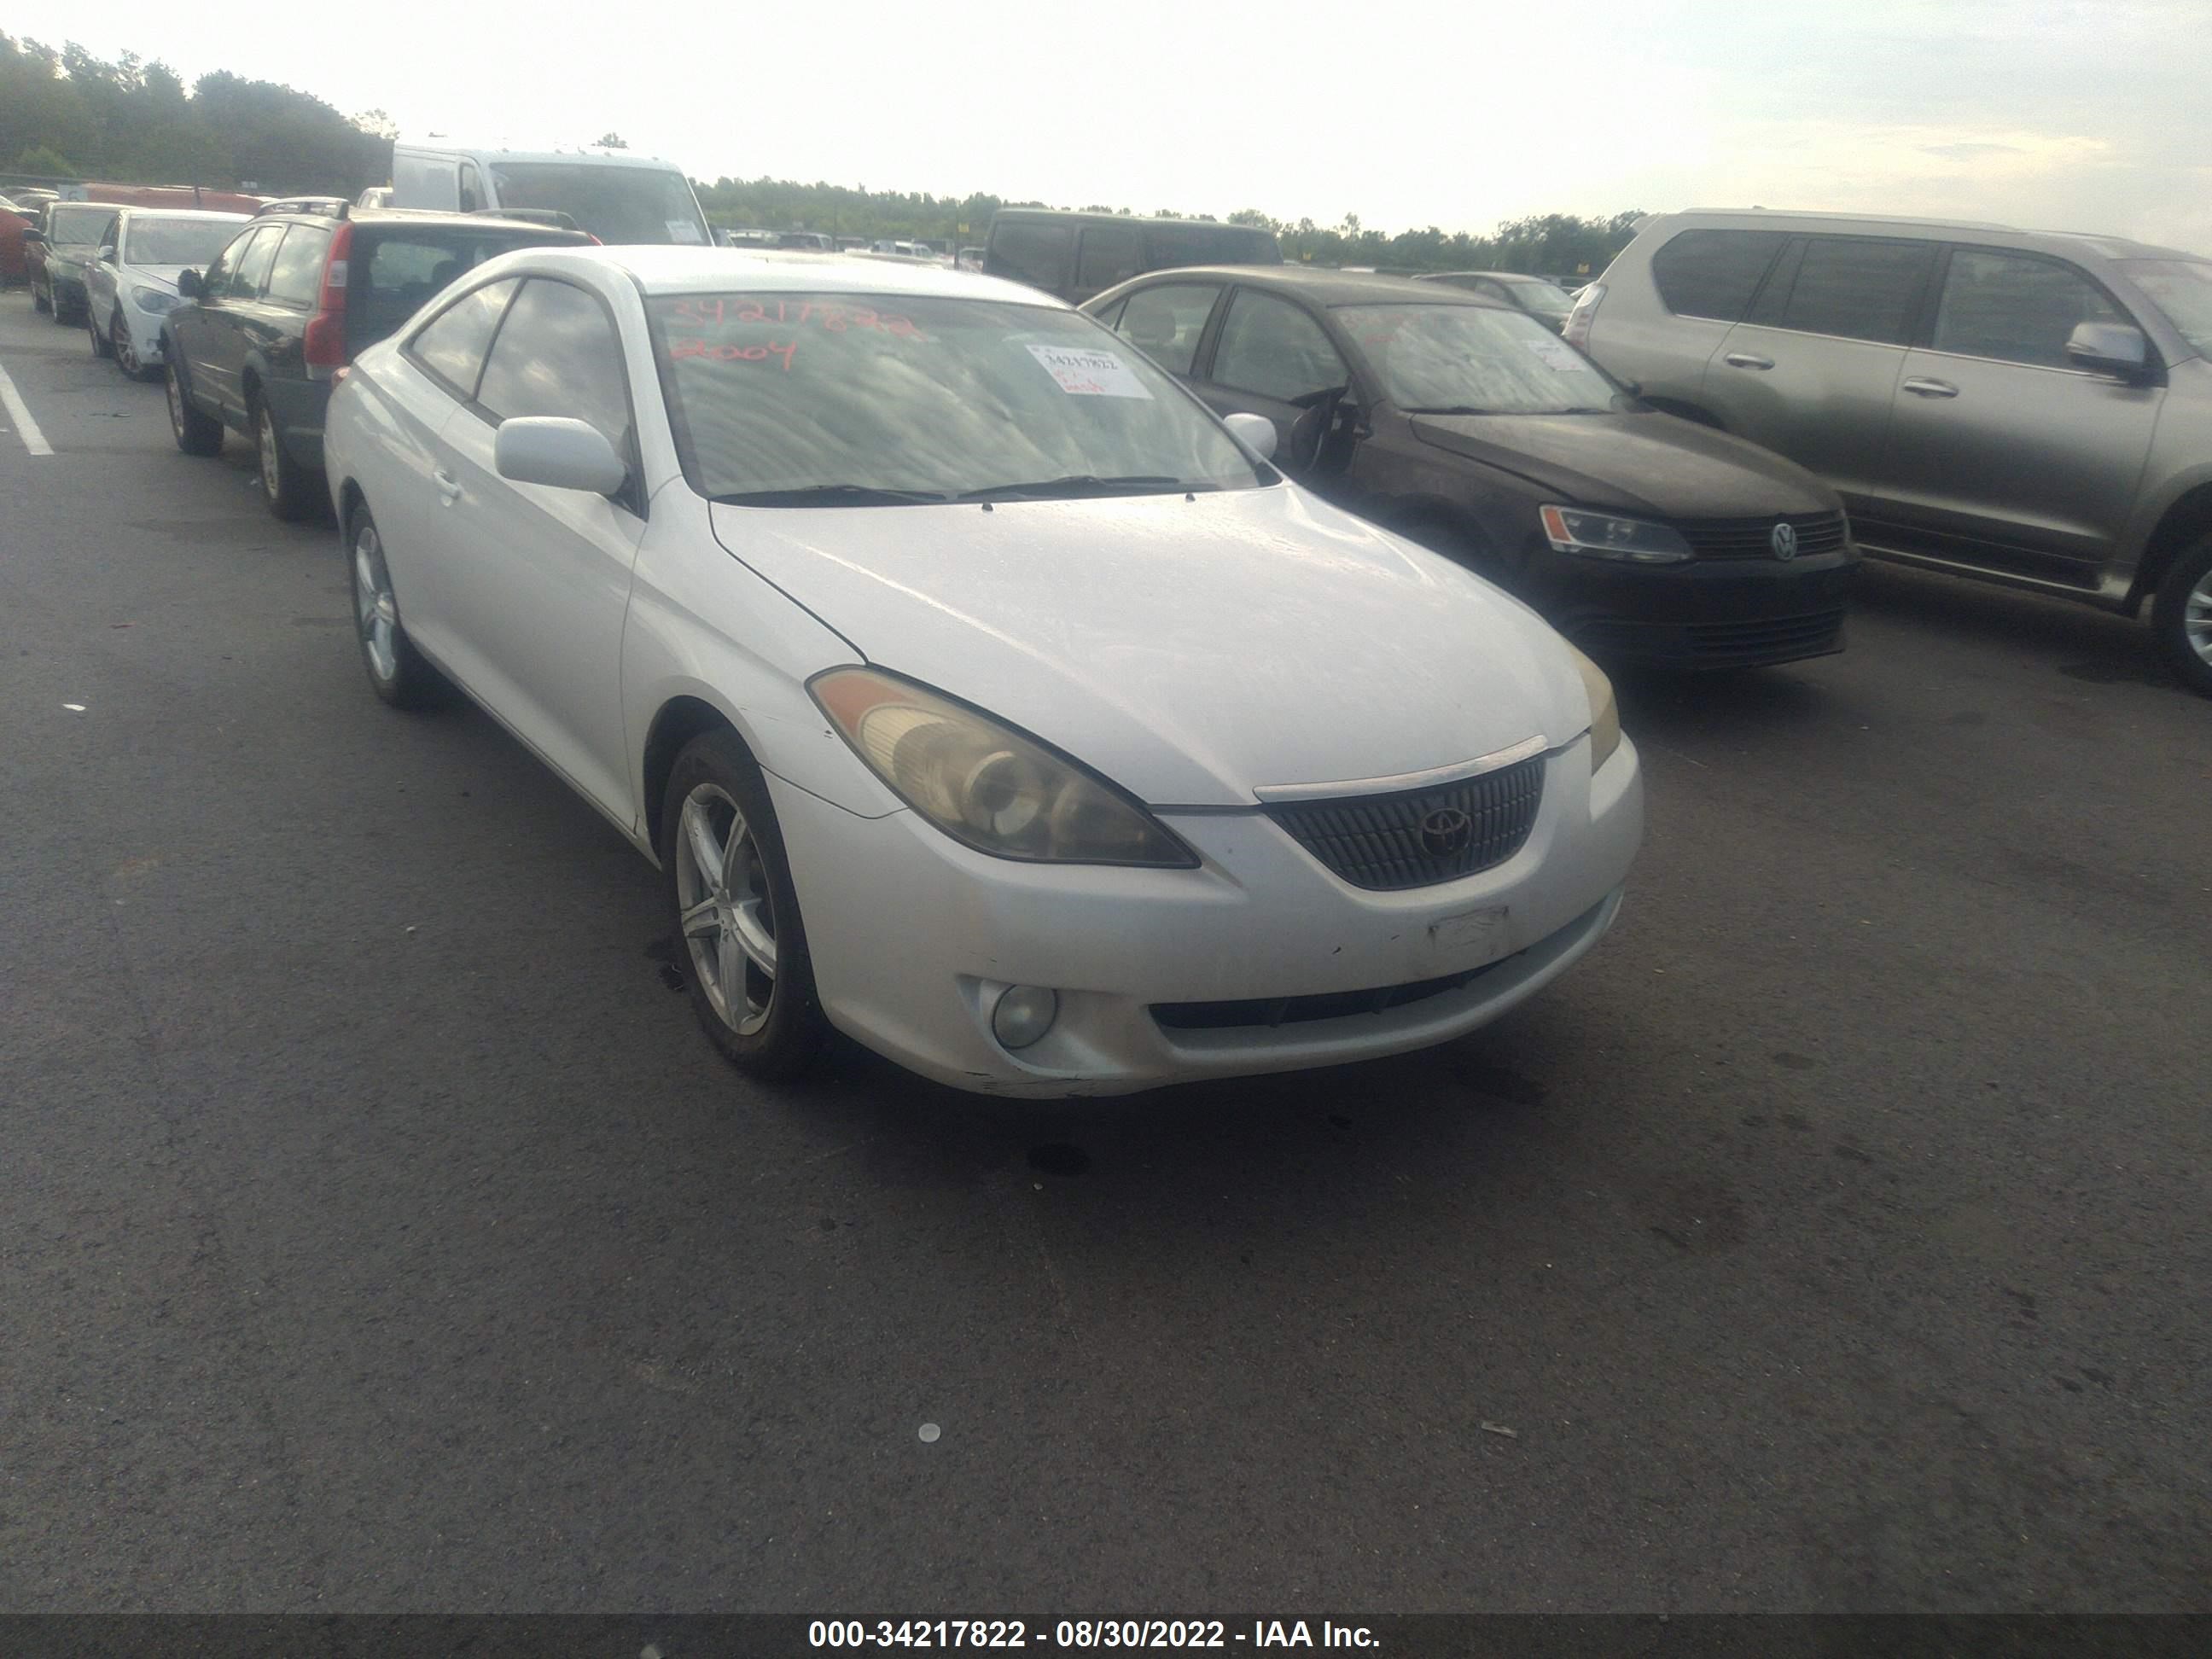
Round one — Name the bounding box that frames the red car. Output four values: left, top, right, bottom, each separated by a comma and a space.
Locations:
0, 205, 29, 285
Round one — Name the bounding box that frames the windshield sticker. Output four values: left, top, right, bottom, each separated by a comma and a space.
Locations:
1027, 344, 1153, 399
661, 298, 923, 337
669, 220, 705, 244
1524, 337, 1581, 371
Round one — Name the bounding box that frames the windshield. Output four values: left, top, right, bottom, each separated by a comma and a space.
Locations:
486, 162, 708, 247
1338, 303, 1622, 415
123, 217, 240, 268
48, 206, 118, 247
2119, 259, 2212, 358
651, 293, 1272, 503
1501, 276, 1575, 316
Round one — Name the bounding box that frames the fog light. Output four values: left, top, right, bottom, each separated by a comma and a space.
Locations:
991, 985, 1059, 1051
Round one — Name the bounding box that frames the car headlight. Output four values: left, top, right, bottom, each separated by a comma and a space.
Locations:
1540, 504, 1691, 564
1567, 645, 1621, 771
810, 667, 1197, 867
131, 286, 179, 314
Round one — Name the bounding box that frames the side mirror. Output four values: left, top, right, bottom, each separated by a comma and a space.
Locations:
2064, 321, 2151, 381
494, 416, 627, 495
1224, 410, 1278, 463
22, 227, 44, 246
98, 245, 116, 264
177, 269, 202, 298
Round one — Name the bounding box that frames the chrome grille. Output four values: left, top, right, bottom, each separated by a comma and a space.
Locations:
1265, 756, 1545, 892
1672, 509, 1849, 562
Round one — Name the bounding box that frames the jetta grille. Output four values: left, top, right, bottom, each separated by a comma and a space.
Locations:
1673, 509, 1849, 561
1265, 756, 1545, 892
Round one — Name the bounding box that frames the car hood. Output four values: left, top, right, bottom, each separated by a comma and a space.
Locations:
123, 266, 189, 291
710, 486, 1587, 808
1409, 409, 1837, 518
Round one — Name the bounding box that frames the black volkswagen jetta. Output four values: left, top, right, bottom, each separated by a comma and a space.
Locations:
1083, 266, 1857, 668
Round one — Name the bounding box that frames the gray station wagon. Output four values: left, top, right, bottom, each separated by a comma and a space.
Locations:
1568, 210, 2212, 694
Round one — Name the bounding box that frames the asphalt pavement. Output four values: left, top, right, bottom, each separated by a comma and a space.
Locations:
2, 286, 2206, 1615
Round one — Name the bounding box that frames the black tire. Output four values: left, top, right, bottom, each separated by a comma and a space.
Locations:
32, 276, 49, 314
50, 282, 75, 324
253, 397, 317, 521
346, 504, 451, 711
89, 304, 113, 358
660, 727, 829, 1083
166, 358, 223, 457
2149, 533, 2212, 697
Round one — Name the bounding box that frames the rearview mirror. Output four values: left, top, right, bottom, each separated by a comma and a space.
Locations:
494, 416, 627, 495
2064, 321, 2151, 381
176, 269, 202, 298
1223, 410, 1278, 463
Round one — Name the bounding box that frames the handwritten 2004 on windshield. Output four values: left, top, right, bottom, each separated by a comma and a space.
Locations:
661, 297, 925, 371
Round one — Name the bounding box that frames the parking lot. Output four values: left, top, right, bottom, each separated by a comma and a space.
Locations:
2, 277, 2207, 1613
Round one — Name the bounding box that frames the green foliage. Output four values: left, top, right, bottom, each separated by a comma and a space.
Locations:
0, 32, 389, 193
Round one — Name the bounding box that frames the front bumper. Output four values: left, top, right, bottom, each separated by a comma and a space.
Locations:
1530, 546, 1860, 669
769, 735, 1642, 1097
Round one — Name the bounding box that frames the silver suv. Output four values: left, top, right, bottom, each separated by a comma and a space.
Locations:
1567, 210, 2212, 694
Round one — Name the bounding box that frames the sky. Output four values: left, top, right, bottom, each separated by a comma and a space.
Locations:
9, 0, 2210, 250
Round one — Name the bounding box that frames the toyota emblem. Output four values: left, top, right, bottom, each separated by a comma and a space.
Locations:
1418, 806, 1475, 858
1771, 521, 1799, 561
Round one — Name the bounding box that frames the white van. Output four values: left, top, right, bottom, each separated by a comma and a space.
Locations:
387, 142, 711, 247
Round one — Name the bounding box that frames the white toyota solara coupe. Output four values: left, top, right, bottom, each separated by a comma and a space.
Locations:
322, 247, 1643, 1097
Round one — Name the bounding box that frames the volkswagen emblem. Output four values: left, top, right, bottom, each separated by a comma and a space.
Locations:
1771, 521, 1799, 561
1418, 806, 1475, 858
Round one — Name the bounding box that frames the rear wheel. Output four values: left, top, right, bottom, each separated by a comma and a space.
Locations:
166, 359, 223, 456
253, 398, 317, 521
2150, 533, 2212, 697
349, 504, 450, 709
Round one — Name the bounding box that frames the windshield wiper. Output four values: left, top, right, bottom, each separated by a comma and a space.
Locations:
711, 484, 952, 507
1400, 405, 1497, 416
956, 474, 1196, 502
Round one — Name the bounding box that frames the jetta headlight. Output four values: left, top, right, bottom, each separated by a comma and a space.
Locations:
131, 286, 179, 314
810, 667, 1196, 866
1568, 645, 1621, 771
1540, 504, 1691, 564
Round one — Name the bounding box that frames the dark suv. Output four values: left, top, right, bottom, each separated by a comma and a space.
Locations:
161, 206, 589, 519
26, 201, 119, 321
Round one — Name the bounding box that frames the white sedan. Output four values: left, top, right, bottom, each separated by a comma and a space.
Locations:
322, 247, 1642, 1097
83, 208, 249, 381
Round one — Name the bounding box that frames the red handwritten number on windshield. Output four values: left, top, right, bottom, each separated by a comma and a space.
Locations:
670, 337, 799, 372
665, 299, 920, 339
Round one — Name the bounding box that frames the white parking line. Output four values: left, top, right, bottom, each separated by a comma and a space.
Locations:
0, 355, 55, 456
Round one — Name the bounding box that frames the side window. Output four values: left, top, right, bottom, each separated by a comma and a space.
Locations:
474, 278, 632, 451
1772, 236, 1936, 346
1076, 224, 1143, 291
1650, 228, 1788, 322
1114, 282, 1221, 377
1209, 290, 1347, 404
226, 225, 283, 300
1931, 249, 2124, 370
457, 162, 483, 215
405, 277, 521, 401
988, 222, 1073, 291
201, 228, 251, 296
264, 225, 332, 310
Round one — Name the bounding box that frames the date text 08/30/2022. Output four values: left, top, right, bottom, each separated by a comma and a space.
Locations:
808, 1621, 1380, 1649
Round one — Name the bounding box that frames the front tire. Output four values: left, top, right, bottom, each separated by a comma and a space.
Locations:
254, 399, 317, 521
661, 728, 828, 1083
32, 276, 49, 314
2150, 533, 2212, 697
114, 313, 154, 381
89, 305, 114, 358
166, 359, 223, 456
348, 504, 450, 710
50, 282, 75, 324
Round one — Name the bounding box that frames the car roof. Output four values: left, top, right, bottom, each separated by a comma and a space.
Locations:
533, 245, 1068, 304
114, 207, 253, 222
396, 140, 686, 169
1652, 209, 2198, 262
247, 206, 593, 237
1109, 263, 1505, 309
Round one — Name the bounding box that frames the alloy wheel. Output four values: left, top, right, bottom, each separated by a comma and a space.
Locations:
352, 521, 399, 683
166, 368, 185, 437
258, 409, 282, 502
2186, 568, 2212, 667
114, 316, 139, 377
673, 783, 779, 1037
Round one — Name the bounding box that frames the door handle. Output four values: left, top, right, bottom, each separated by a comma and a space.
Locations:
1902, 377, 1959, 399
1723, 352, 1775, 370
434, 469, 462, 504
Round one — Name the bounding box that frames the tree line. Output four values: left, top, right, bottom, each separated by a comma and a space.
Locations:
2, 36, 1641, 276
